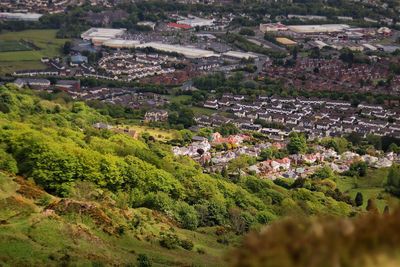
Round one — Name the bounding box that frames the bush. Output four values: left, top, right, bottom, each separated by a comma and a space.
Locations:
36, 195, 52, 206
180, 239, 194, 251
159, 232, 180, 249
175, 202, 199, 230
256, 210, 277, 224
0, 149, 18, 174
137, 254, 152, 267
196, 247, 206, 254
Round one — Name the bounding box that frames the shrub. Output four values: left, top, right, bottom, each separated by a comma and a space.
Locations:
256, 210, 277, 224
196, 247, 206, 254
0, 149, 18, 174
36, 195, 52, 206
180, 239, 194, 251
137, 254, 152, 267
175, 202, 199, 230
159, 232, 180, 249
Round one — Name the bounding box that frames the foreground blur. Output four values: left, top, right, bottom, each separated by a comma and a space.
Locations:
230, 209, 400, 267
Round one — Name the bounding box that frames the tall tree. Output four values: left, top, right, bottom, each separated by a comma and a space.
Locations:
355, 192, 363, 207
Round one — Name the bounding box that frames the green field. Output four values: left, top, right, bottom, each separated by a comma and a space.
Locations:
0, 29, 69, 75
0, 40, 32, 52
336, 168, 398, 212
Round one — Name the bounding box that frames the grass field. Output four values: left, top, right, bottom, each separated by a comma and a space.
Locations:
336, 168, 398, 212
0, 29, 69, 75
0, 40, 33, 52
118, 125, 180, 141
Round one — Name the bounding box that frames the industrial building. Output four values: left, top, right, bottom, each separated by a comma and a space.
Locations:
136, 42, 216, 59
287, 24, 350, 34
137, 21, 156, 30
222, 51, 258, 60
0, 12, 43, 21
177, 16, 214, 27
81, 28, 127, 44
259, 23, 288, 33
276, 37, 297, 46
102, 39, 140, 49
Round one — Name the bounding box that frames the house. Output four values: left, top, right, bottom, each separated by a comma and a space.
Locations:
13, 78, 51, 90
204, 100, 218, 109
55, 80, 80, 91
70, 54, 88, 66
144, 109, 168, 122
258, 157, 291, 174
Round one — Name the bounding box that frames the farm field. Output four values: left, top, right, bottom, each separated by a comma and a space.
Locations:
0, 29, 69, 75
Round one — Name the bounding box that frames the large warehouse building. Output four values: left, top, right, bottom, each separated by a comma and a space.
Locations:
136, 42, 217, 59
288, 24, 350, 34
103, 39, 140, 49
81, 28, 127, 44
0, 12, 43, 21
177, 16, 214, 27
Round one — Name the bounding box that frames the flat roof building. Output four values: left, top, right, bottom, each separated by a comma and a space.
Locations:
136, 42, 216, 59
81, 28, 127, 42
287, 24, 350, 34
177, 16, 214, 27
276, 37, 297, 46
222, 51, 258, 59
0, 12, 43, 21
103, 39, 140, 49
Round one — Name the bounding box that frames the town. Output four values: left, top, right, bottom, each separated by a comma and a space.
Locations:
3, 1, 400, 266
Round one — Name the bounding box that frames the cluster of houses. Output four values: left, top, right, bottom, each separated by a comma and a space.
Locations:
98, 52, 175, 81
13, 78, 80, 91
172, 131, 396, 179
263, 58, 400, 94
0, 0, 114, 14
200, 93, 400, 139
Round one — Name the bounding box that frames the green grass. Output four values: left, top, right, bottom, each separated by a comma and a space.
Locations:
0, 61, 47, 75
336, 168, 398, 212
167, 95, 192, 104
119, 125, 180, 141
191, 106, 218, 116
0, 40, 32, 52
0, 29, 69, 74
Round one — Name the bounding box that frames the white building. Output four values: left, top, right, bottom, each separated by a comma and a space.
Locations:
103, 39, 140, 49
0, 12, 43, 21
288, 24, 350, 34
81, 28, 127, 44
177, 16, 214, 27
136, 42, 217, 59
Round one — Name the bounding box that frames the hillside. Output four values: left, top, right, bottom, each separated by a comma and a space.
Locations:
0, 172, 232, 266
0, 83, 358, 265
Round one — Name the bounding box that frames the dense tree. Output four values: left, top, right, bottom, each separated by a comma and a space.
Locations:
287, 132, 307, 155
355, 192, 363, 207
386, 164, 400, 196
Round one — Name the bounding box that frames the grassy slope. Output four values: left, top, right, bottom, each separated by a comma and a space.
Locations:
0, 29, 69, 75
0, 172, 230, 266
336, 168, 398, 212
